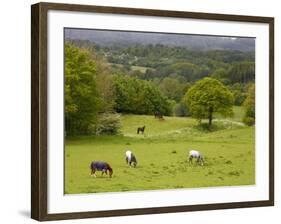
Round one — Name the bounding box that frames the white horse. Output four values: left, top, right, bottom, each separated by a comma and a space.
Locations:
125, 150, 137, 167
188, 150, 204, 166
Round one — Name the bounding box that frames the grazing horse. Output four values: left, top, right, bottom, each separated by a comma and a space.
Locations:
188, 150, 204, 166
90, 161, 113, 178
154, 111, 160, 118
137, 126, 145, 134
125, 150, 137, 167
154, 111, 164, 120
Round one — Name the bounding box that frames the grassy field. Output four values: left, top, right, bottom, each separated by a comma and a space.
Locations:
65, 107, 255, 194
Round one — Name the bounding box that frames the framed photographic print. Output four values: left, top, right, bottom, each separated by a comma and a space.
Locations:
31, 2, 274, 221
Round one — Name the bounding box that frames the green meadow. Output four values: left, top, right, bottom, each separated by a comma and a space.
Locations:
64, 106, 255, 194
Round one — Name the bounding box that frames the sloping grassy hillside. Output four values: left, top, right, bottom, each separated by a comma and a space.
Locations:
65, 107, 255, 194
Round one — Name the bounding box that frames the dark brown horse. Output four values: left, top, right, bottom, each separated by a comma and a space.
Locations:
154, 111, 164, 120
137, 126, 145, 134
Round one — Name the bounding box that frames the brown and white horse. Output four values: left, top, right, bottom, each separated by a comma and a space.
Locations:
125, 150, 137, 167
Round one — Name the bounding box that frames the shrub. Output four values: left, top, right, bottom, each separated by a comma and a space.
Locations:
91, 113, 121, 135
243, 116, 255, 126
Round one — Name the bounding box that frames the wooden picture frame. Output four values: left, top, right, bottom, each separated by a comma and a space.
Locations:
31, 2, 274, 221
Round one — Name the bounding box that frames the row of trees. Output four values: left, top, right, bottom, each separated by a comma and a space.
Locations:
109, 59, 254, 109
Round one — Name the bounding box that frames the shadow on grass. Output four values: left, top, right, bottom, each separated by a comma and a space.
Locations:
194, 123, 223, 132
194, 119, 243, 133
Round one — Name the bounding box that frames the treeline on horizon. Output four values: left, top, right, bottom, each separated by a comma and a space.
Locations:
65, 39, 255, 136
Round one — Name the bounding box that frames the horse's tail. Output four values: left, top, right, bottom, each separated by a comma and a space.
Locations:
90, 161, 94, 170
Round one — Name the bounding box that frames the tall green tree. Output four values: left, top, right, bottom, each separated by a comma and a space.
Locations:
113, 75, 172, 115
95, 56, 116, 113
229, 83, 247, 106
159, 77, 186, 102
184, 77, 234, 126
65, 43, 100, 135
243, 84, 255, 126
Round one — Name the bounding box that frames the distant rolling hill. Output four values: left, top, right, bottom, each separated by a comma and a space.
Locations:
65, 28, 255, 52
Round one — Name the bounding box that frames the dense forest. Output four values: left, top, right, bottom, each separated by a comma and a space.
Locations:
65, 38, 255, 136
